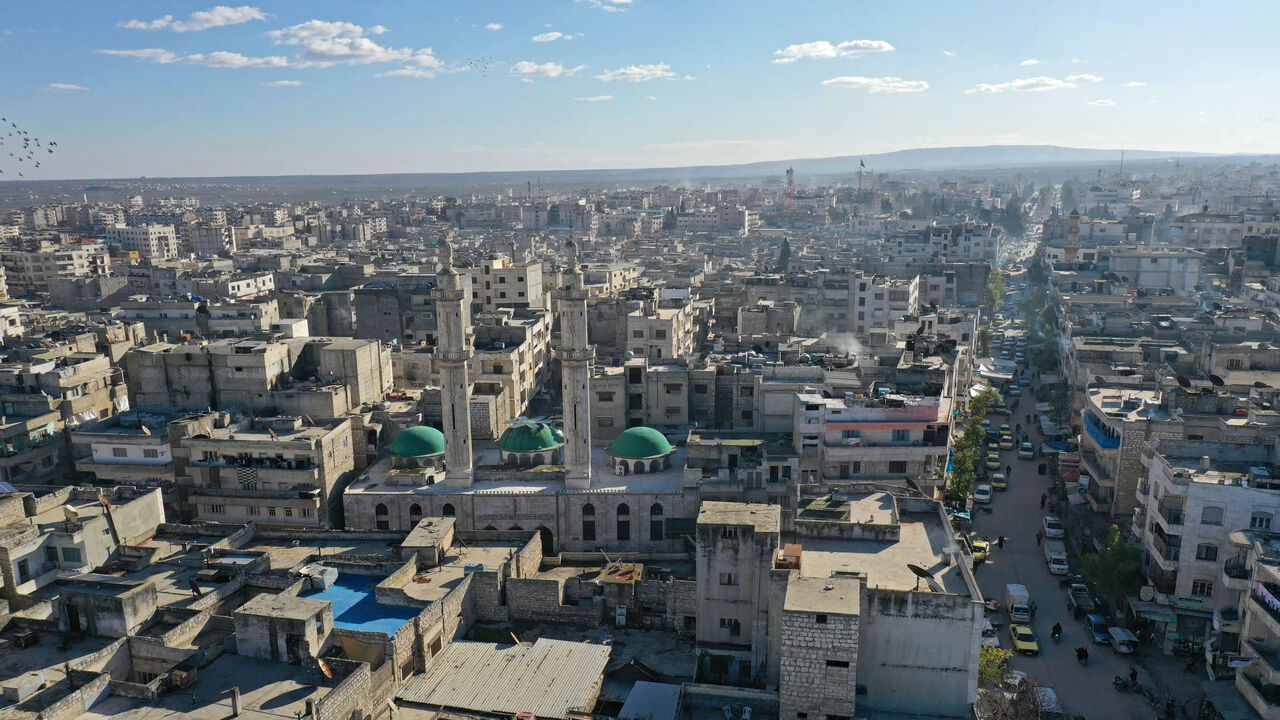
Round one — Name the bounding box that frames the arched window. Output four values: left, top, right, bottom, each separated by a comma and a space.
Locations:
375, 503, 389, 530
616, 503, 631, 542
442, 503, 455, 517
582, 503, 596, 543
409, 504, 422, 521
633, 460, 645, 474
650, 503, 664, 542
650, 459, 662, 473
375, 503, 388, 515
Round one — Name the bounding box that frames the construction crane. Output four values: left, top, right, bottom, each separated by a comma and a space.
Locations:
785, 167, 795, 210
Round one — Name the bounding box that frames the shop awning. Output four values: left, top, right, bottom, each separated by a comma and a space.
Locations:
1128, 599, 1176, 623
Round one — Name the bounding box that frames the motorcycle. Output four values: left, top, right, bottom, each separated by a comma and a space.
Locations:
1112, 675, 1141, 693
1051, 625, 1062, 643
1075, 647, 1089, 666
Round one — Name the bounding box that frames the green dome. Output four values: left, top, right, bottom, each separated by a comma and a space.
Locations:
498, 423, 564, 453
608, 427, 673, 459
388, 426, 446, 457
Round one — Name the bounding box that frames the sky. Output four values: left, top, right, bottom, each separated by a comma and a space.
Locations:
3, 0, 1280, 179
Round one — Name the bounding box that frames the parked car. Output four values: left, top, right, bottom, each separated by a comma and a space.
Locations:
999, 435, 1015, 450
999, 423, 1012, 435
981, 418, 992, 430
1042, 515, 1065, 539
1009, 624, 1040, 655
990, 473, 1008, 490
1018, 442, 1035, 460
973, 484, 994, 503
1085, 613, 1111, 644
985, 453, 1002, 470
969, 534, 991, 560
1008, 386, 1022, 398
1018, 377, 1032, 387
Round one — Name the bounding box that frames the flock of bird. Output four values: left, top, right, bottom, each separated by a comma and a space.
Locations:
0, 117, 56, 177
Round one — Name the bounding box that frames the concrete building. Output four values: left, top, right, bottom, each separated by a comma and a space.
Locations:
0, 240, 110, 296
184, 415, 356, 528
190, 223, 237, 257
460, 251, 546, 314
107, 224, 180, 262
626, 297, 696, 362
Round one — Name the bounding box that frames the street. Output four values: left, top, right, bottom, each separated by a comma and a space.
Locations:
969, 277, 1201, 719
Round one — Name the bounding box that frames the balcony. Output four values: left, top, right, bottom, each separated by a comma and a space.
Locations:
1151, 532, 1182, 567
1237, 671, 1280, 720
1080, 449, 1115, 486
1136, 478, 1148, 497
1215, 604, 1242, 636
1243, 639, 1280, 685
190, 455, 316, 471
1083, 410, 1121, 450
191, 485, 320, 501
1157, 502, 1185, 527
1225, 557, 1253, 591
1252, 583, 1280, 637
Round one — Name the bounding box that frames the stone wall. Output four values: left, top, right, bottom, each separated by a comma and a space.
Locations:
39, 670, 110, 720
469, 569, 507, 623
506, 577, 603, 625
313, 657, 372, 720
634, 576, 697, 632
0, 493, 26, 527
779, 608, 859, 720
22, 487, 71, 517
512, 533, 542, 578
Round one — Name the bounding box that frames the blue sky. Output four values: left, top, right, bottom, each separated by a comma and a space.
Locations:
3, 1, 1280, 179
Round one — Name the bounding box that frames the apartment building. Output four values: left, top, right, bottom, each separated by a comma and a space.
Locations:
183, 415, 356, 528
460, 252, 546, 314
0, 240, 110, 296
106, 224, 180, 261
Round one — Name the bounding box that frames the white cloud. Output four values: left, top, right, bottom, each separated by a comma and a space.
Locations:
532, 31, 570, 42
595, 63, 675, 82
376, 49, 446, 78
577, 0, 632, 11
773, 40, 895, 64
942, 50, 956, 57
822, 75, 928, 93
644, 95, 658, 101
509, 60, 584, 80
1086, 99, 1115, 107
1066, 73, 1102, 83
44, 83, 88, 92
965, 76, 1079, 93
574, 95, 613, 102
1070, 58, 1085, 63
119, 5, 265, 32
1124, 81, 1147, 87
268, 20, 408, 66
97, 48, 291, 68
262, 80, 303, 86
684, 74, 696, 81
484, 23, 503, 31
1020, 59, 1042, 66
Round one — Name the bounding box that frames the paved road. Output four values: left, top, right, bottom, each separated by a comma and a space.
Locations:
969, 285, 1193, 719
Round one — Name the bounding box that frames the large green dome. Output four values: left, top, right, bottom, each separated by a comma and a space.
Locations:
497, 422, 564, 453
608, 427, 673, 459
388, 426, 446, 457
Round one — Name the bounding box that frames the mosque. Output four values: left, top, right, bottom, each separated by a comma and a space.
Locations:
342, 240, 703, 553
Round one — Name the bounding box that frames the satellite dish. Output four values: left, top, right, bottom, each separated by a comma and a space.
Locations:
925, 578, 945, 593
1210, 374, 1226, 387
61, 505, 79, 523
1176, 375, 1191, 388
1139, 585, 1156, 602
907, 563, 935, 579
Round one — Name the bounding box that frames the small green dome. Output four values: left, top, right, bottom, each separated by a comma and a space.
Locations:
608, 427, 673, 459
388, 426, 446, 457
497, 422, 564, 453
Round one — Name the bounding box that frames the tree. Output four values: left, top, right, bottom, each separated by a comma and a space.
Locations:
777, 238, 792, 272
1034, 343, 1060, 372
1081, 525, 1142, 607
983, 269, 1006, 311
977, 327, 992, 356
978, 646, 1012, 687
946, 447, 976, 502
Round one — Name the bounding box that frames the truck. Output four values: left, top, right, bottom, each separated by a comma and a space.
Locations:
1005, 583, 1031, 623
1043, 540, 1069, 575
1066, 583, 1096, 616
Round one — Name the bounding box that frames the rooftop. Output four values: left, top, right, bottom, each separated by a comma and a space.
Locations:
784, 574, 862, 615
797, 511, 971, 595
397, 638, 610, 720
697, 501, 780, 533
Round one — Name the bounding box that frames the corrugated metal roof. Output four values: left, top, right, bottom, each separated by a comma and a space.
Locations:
397, 638, 610, 719
618, 681, 682, 720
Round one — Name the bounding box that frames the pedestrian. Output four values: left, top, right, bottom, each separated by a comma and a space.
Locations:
997, 535, 1006, 549
1030, 601, 1037, 619
1129, 667, 1138, 685
1035, 530, 1043, 546
1040, 491, 1047, 509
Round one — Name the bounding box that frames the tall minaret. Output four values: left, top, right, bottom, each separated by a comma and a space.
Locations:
555, 239, 593, 489
433, 241, 474, 487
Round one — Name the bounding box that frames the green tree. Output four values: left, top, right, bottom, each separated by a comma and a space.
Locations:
977, 327, 992, 356
1034, 343, 1060, 372
947, 447, 976, 502
978, 646, 1013, 687
983, 269, 1006, 311
1082, 525, 1142, 606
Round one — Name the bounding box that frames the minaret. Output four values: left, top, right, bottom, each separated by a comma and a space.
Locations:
433, 241, 474, 487
1065, 209, 1081, 262
555, 239, 593, 489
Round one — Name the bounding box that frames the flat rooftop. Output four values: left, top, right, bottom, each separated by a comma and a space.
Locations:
397, 638, 609, 720
301, 574, 418, 634
400, 541, 522, 605
79, 654, 329, 720
697, 502, 780, 533
784, 575, 862, 615
798, 512, 970, 595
